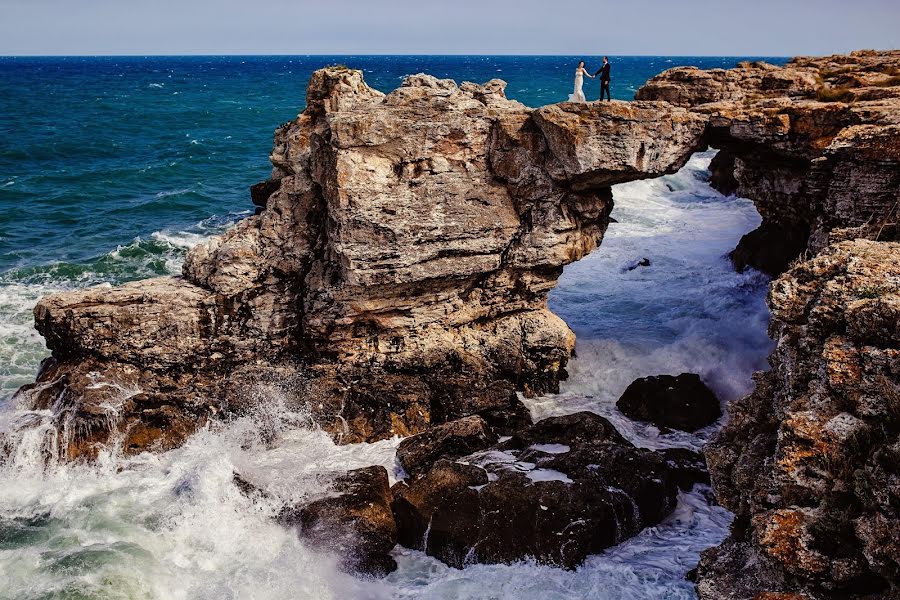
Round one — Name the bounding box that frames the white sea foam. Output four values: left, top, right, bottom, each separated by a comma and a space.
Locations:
529, 443, 570, 454
526, 468, 574, 484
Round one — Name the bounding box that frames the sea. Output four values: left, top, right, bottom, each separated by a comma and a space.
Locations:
0, 55, 786, 599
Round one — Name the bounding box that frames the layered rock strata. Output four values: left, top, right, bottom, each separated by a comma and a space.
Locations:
13, 68, 707, 458
637, 50, 900, 275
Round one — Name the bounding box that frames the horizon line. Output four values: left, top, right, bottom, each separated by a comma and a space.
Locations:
0, 52, 798, 59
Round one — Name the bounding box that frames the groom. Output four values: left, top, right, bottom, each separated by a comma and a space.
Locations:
594, 56, 611, 101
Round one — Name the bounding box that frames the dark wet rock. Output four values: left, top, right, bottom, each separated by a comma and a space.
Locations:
730, 222, 810, 277
391, 412, 680, 569
249, 178, 281, 209
625, 257, 652, 271
279, 466, 398, 577
232, 472, 271, 501
708, 149, 739, 197
473, 395, 533, 435
500, 410, 629, 449
397, 415, 498, 477
616, 373, 722, 432
659, 447, 711, 491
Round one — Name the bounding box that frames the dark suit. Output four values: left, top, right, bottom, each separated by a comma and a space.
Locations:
594, 63, 611, 101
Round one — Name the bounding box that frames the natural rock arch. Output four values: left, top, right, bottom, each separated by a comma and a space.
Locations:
18, 67, 709, 458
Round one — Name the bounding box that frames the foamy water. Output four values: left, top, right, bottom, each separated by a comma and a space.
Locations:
0, 151, 767, 599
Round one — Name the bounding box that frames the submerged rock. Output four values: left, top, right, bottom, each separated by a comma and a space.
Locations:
616, 373, 722, 432
391, 412, 682, 569
278, 466, 398, 577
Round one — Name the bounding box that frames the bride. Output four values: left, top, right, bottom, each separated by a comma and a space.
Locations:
568, 60, 593, 102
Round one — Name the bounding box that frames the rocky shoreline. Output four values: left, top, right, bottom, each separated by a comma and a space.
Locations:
4, 50, 900, 598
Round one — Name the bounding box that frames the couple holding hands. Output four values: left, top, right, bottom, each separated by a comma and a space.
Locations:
569, 56, 612, 103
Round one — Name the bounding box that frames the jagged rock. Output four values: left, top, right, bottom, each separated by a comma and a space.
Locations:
637, 50, 900, 276
19, 67, 708, 457
730, 222, 810, 276
498, 410, 629, 448
699, 239, 900, 599
397, 415, 498, 477
278, 466, 398, 577
391, 412, 681, 569
616, 373, 721, 432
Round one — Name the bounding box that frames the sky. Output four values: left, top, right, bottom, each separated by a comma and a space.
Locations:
1, 0, 898, 56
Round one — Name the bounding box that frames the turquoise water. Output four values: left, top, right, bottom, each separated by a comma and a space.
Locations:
0, 56, 781, 600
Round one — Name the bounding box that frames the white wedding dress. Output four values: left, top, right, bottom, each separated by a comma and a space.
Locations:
568, 69, 587, 102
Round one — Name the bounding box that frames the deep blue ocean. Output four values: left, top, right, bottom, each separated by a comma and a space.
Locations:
0, 56, 784, 600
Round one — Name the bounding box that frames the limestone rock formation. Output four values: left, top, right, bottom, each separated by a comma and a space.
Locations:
14, 67, 707, 458
638, 50, 900, 276
616, 373, 722, 432
391, 412, 695, 569
698, 239, 900, 599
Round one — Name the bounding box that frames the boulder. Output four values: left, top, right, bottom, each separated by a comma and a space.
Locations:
391, 412, 681, 569
659, 447, 711, 491
396, 415, 498, 477
278, 466, 398, 577
616, 373, 722, 432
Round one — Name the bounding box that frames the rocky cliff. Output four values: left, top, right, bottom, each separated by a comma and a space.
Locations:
698, 240, 900, 600
638, 50, 900, 276
13, 68, 706, 458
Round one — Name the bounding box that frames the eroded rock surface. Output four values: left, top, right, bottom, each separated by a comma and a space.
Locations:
698, 239, 900, 599
638, 50, 900, 276
15, 67, 707, 457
